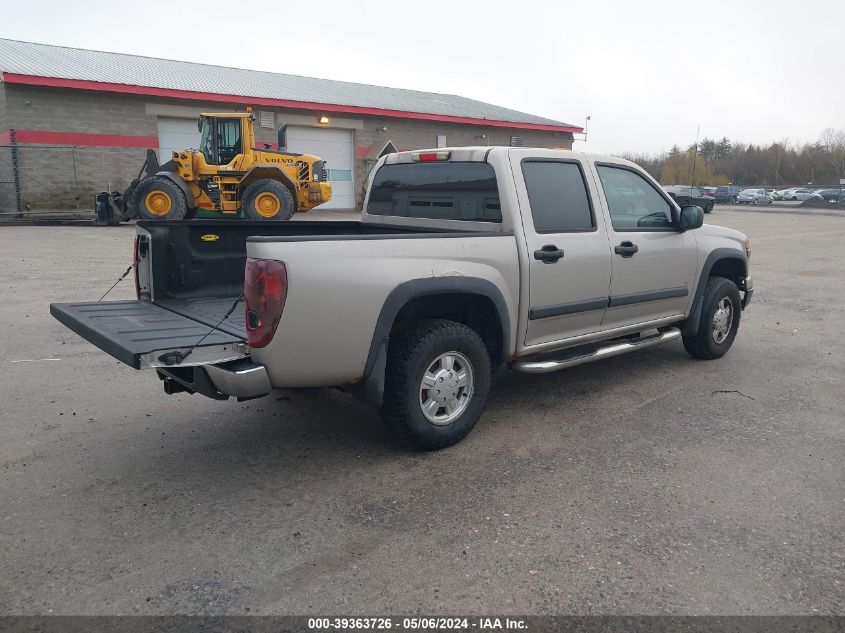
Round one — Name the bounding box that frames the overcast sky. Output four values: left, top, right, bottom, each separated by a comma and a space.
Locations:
2, 0, 843, 154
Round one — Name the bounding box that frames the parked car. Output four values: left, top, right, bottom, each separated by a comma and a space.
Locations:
736, 188, 773, 205
787, 188, 817, 201
700, 186, 717, 198
813, 188, 844, 202
715, 185, 742, 204
663, 185, 715, 213
51, 148, 752, 450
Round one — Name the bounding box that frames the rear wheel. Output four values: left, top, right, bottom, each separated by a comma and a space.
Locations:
381, 319, 491, 450
134, 177, 187, 221
241, 179, 295, 221
683, 277, 741, 360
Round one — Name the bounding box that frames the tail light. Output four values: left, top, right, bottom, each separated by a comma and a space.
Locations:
412, 151, 450, 162
244, 258, 288, 348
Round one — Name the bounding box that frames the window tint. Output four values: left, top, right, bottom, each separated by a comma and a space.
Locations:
367, 162, 501, 222
522, 161, 593, 231
596, 166, 674, 230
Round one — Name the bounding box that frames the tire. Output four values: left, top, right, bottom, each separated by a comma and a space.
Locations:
682, 277, 742, 360
705, 202, 713, 214
134, 177, 188, 221
381, 319, 491, 451
241, 179, 295, 221
731, 195, 737, 204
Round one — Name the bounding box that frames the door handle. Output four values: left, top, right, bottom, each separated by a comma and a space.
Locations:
614, 241, 639, 258
533, 244, 565, 264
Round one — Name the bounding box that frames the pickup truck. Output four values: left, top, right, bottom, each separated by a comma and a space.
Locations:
52, 147, 753, 450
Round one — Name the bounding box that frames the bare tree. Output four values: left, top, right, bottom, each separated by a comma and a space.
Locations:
820, 128, 845, 179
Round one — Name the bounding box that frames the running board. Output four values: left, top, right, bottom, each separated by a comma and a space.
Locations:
513, 327, 682, 374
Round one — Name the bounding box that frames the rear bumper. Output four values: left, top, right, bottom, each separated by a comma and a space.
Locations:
206, 360, 271, 398
158, 359, 271, 401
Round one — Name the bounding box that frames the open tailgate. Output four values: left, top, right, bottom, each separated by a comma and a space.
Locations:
50, 300, 247, 369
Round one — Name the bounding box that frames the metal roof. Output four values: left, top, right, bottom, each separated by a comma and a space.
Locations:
0, 38, 579, 131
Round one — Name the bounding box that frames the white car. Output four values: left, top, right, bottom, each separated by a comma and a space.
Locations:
737, 188, 773, 205
786, 188, 817, 201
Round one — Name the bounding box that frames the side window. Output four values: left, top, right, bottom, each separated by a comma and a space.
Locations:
596, 165, 674, 230
522, 161, 594, 232
217, 119, 242, 164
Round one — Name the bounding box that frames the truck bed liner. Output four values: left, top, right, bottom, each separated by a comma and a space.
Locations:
157, 297, 246, 338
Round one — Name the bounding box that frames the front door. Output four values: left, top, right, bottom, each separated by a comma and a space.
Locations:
592, 163, 698, 331
510, 151, 612, 348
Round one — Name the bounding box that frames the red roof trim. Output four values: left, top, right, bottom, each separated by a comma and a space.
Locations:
1, 73, 583, 134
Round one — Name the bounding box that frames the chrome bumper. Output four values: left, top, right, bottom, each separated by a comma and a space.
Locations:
205, 361, 272, 399
740, 276, 754, 309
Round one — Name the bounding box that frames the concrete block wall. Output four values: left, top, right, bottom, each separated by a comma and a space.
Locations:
0, 82, 575, 213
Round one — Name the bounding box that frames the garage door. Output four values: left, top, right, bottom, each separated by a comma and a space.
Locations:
286, 126, 355, 210
157, 118, 200, 160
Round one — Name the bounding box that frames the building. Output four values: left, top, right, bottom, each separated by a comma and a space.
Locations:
0, 38, 582, 214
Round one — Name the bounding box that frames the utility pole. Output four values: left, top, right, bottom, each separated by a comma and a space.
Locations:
689, 125, 700, 188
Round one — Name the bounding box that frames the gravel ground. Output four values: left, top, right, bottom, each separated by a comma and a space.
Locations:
0, 207, 842, 615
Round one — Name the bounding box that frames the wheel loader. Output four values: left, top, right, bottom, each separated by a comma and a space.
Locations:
95, 110, 332, 223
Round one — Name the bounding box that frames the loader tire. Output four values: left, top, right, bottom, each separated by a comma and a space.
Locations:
135, 177, 187, 221
242, 179, 295, 221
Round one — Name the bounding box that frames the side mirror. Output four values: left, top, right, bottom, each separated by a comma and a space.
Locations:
679, 205, 704, 231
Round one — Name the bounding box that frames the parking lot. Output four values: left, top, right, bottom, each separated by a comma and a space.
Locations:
1, 205, 842, 615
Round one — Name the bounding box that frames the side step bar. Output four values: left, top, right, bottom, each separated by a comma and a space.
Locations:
513, 327, 681, 374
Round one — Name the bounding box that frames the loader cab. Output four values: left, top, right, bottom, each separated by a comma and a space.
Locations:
198, 114, 249, 166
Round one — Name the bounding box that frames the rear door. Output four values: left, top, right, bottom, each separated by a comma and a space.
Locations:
591, 162, 698, 331
510, 150, 612, 347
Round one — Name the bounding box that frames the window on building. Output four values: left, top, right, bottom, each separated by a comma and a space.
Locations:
510, 136, 524, 147
436, 134, 447, 148
522, 161, 594, 232
258, 111, 275, 129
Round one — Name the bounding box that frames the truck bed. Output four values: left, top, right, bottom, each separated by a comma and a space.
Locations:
53, 219, 490, 369
141, 219, 487, 327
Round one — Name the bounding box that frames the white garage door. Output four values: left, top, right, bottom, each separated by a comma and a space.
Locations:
286, 126, 355, 210
157, 118, 200, 160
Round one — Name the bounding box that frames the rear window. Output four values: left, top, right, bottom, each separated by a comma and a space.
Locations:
522, 161, 594, 232
367, 162, 501, 222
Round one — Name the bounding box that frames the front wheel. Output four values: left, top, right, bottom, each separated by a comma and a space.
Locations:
683, 277, 742, 360
134, 177, 188, 221
381, 319, 491, 450
241, 179, 295, 221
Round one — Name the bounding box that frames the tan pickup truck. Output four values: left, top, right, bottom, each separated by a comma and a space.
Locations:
52, 147, 753, 450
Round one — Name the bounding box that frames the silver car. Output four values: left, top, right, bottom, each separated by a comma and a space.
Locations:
737, 188, 773, 205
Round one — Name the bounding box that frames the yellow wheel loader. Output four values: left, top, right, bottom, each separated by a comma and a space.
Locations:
95, 110, 332, 223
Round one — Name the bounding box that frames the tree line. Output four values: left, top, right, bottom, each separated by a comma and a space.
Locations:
622, 128, 845, 188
